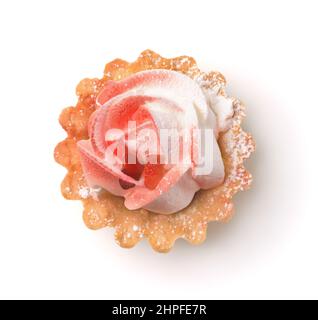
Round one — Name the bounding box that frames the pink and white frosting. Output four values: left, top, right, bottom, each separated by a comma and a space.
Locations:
77, 69, 233, 214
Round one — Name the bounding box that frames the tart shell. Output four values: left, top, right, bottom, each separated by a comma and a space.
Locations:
54, 50, 255, 252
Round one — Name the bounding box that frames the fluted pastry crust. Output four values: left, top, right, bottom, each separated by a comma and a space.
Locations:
54, 50, 255, 252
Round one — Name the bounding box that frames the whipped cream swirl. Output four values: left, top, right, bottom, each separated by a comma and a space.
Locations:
77, 70, 233, 214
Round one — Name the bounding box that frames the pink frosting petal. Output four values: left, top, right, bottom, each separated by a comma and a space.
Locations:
124, 165, 196, 212
77, 140, 124, 196
142, 170, 200, 214
77, 140, 143, 194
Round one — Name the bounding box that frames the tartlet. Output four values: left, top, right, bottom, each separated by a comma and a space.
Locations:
54, 50, 255, 252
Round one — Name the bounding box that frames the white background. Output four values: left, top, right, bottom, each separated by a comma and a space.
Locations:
0, 0, 317, 300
